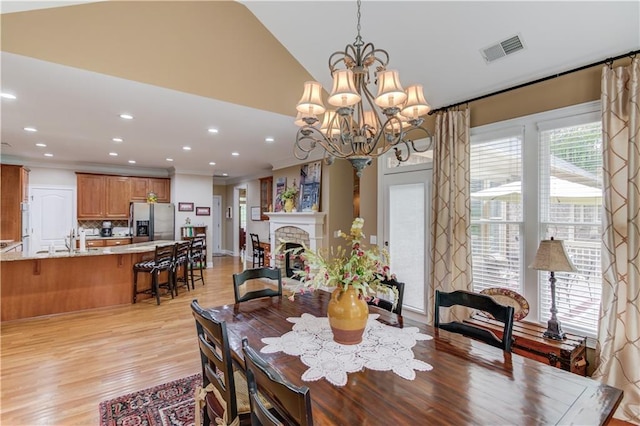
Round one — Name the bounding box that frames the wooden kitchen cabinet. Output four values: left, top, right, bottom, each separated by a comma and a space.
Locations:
106, 238, 131, 247
130, 177, 170, 202
77, 174, 106, 219
105, 176, 131, 219
78, 239, 106, 248
0, 164, 29, 241
259, 176, 273, 221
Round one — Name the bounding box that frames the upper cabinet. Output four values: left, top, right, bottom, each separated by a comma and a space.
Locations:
77, 174, 106, 219
130, 177, 170, 202
77, 174, 171, 219
259, 176, 273, 221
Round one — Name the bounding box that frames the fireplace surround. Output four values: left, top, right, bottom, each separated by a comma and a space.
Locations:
265, 212, 326, 268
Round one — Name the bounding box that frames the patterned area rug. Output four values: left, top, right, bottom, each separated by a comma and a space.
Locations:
99, 374, 200, 426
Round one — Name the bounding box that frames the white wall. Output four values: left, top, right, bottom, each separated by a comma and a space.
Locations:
171, 172, 214, 265
28, 167, 76, 186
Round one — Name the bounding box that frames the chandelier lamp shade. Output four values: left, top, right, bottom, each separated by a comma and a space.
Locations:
529, 237, 578, 340
293, 0, 433, 176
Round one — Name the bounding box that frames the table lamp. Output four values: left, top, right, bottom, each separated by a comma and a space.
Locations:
529, 237, 577, 340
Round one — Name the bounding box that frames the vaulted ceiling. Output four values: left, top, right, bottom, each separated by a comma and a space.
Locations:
1, 1, 638, 179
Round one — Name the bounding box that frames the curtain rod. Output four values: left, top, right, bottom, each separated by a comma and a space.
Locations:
428, 49, 640, 115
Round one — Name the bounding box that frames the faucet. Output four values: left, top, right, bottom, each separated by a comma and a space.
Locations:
65, 229, 76, 254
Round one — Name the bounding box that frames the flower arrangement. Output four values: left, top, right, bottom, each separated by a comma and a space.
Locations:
283, 217, 397, 307
280, 184, 299, 200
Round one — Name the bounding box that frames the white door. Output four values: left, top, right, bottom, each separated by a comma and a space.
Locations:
382, 169, 431, 315
212, 195, 222, 254
30, 186, 75, 253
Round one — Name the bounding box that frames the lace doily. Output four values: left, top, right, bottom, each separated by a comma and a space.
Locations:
260, 313, 433, 386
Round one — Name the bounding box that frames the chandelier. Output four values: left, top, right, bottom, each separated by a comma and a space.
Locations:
293, 0, 433, 176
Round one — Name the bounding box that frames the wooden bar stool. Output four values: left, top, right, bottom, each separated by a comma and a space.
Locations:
132, 244, 176, 305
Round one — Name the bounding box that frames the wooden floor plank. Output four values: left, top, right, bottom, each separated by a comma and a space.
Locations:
1, 256, 251, 426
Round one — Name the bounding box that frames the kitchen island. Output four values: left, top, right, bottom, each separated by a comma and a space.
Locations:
1, 240, 181, 321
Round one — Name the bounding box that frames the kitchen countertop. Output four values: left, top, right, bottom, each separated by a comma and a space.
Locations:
86, 235, 133, 240
0, 240, 181, 262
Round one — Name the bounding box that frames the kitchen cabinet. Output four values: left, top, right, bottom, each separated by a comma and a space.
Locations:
0, 165, 29, 242
77, 174, 106, 219
130, 177, 170, 202
77, 239, 106, 248
105, 176, 131, 219
259, 176, 273, 221
106, 238, 131, 247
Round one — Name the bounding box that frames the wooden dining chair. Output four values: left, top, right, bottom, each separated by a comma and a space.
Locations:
367, 277, 405, 315
242, 338, 313, 426
434, 289, 515, 352
250, 233, 265, 268
132, 244, 175, 305
232, 267, 282, 303
191, 300, 252, 426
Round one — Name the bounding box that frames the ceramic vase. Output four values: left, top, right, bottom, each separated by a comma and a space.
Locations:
327, 286, 369, 345
284, 198, 294, 212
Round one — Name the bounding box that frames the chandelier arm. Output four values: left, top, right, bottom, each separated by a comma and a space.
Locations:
295, 126, 357, 160
361, 44, 390, 69
403, 126, 435, 153
329, 48, 357, 74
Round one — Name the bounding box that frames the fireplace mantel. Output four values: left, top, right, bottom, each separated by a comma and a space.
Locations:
265, 212, 326, 266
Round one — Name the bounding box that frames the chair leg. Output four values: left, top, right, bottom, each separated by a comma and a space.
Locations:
199, 265, 205, 286
133, 270, 138, 304
153, 273, 161, 305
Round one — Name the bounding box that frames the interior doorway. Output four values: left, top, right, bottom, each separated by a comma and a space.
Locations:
233, 184, 247, 258
211, 195, 222, 255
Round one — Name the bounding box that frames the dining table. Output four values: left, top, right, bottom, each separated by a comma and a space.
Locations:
205, 290, 623, 425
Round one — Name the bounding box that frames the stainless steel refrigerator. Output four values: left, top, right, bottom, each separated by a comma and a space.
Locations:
129, 202, 175, 243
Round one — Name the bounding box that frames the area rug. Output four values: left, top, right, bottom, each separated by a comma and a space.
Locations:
99, 373, 201, 426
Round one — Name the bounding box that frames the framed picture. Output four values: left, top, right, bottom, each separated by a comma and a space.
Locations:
196, 206, 211, 216
251, 206, 261, 221
299, 160, 322, 212
178, 202, 194, 212
274, 177, 287, 212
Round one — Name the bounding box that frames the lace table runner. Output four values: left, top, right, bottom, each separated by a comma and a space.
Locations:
260, 313, 433, 386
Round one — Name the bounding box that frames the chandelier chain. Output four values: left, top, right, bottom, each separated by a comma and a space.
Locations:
355, 0, 363, 46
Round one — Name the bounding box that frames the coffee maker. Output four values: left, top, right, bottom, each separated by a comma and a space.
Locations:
100, 221, 113, 237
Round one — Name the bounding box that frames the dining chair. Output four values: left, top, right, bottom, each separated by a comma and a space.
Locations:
189, 236, 207, 288
367, 277, 405, 315
434, 289, 515, 352
250, 233, 265, 268
233, 268, 282, 303
191, 300, 252, 426
242, 338, 314, 426
173, 241, 192, 294
132, 244, 175, 305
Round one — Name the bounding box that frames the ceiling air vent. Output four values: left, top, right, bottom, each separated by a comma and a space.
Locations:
480, 34, 525, 63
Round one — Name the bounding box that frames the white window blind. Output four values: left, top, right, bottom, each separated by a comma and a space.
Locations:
538, 121, 602, 335
470, 133, 523, 294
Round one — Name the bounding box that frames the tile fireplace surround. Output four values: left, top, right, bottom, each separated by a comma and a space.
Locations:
265, 212, 326, 267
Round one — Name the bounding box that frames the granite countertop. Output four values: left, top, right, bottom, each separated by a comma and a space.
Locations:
85, 235, 133, 240
0, 240, 181, 262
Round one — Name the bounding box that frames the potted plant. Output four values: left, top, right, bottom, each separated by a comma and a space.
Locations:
280, 184, 299, 212
283, 217, 397, 344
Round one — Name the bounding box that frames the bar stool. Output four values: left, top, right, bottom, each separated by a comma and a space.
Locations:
189, 236, 206, 288
133, 244, 176, 305
173, 241, 192, 293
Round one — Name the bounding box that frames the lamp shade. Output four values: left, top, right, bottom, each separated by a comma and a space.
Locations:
529, 238, 577, 272
400, 84, 431, 118
319, 110, 339, 137
297, 81, 326, 115
327, 69, 361, 107
375, 69, 407, 108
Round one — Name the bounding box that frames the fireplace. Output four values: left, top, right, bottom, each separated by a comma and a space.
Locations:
265, 212, 326, 270
285, 242, 304, 279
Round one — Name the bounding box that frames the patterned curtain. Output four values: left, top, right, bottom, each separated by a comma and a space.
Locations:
591, 57, 640, 424
427, 109, 473, 324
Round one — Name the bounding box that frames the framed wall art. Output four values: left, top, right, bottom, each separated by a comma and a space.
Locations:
178, 202, 194, 212
196, 206, 211, 216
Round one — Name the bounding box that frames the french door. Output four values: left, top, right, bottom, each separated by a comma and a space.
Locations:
382, 169, 431, 315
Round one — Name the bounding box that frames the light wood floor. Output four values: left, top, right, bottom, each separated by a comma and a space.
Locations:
1, 256, 251, 426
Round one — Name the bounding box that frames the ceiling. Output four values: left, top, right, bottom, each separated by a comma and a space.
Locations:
1, 1, 638, 181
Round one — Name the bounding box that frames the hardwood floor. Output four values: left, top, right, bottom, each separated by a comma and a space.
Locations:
0, 256, 250, 426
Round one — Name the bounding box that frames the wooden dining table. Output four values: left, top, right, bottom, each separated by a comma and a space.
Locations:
206, 290, 623, 425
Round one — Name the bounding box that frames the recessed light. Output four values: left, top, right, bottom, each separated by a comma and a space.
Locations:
119, 114, 134, 120
24, 127, 37, 132
231, 152, 239, 156
112, 137, 123, 143
128, 160, 136, 164
209, 162, 216, 166
44, 153, 53, 157
265, 137, 275, 143
222, 173, 228, 176
35, 143, 47, 147
166, 158, 174, 162
208, 128, 219, 134
1, 93, 16, 100
109, 152, 118, 156
183, 146, 191, 151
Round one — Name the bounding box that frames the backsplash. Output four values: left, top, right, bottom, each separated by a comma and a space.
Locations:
77, 220, 129, 236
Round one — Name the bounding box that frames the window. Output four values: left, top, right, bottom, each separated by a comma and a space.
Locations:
470, 102, 602, 337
